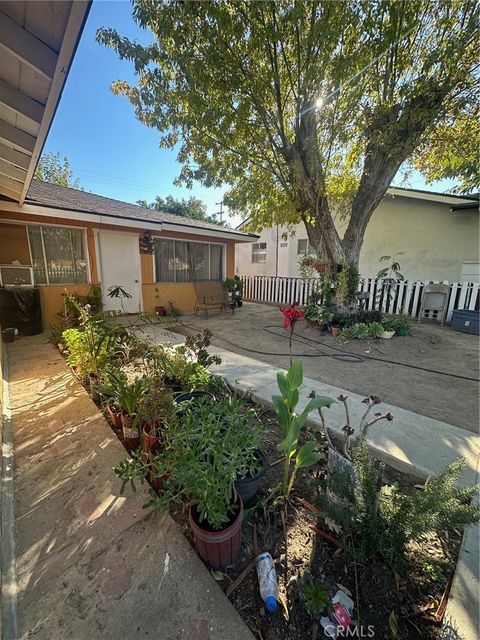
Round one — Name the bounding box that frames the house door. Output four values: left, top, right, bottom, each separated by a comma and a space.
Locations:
97, 230, 142, 313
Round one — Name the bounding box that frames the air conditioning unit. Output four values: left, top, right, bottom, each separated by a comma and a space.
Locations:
0, 265, 34, 286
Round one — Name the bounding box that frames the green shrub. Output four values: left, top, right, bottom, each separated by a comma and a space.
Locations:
323, 439, 480, 567
368, 321, 385, 338
383, 314, 411, 335
63, 326, 115, 378
351, 323, 369, 339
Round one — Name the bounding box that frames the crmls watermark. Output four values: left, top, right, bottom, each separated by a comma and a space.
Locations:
336, 625, 376, 638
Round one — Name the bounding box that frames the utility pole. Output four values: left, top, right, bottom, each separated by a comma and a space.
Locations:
215, 201, 224, 222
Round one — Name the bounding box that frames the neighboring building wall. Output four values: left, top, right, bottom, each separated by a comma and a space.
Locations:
236, 196, 479, 282
0, 211, 238, 327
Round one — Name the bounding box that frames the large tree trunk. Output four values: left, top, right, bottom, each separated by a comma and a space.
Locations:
343, 155, 404, 265
288, 105, 347, 264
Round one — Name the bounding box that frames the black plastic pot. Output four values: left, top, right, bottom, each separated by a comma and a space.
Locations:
235, 449, 267, 505
164, 377, 183, 393
1, 328, 16, 343
174, 391, 215, 404
173, 391, 216, 416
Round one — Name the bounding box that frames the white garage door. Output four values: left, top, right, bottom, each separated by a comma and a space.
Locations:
97, 230, 142, 313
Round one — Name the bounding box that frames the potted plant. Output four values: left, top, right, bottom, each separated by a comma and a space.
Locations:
97, 369, 129, 430
234, 448, 268, 505
379, 320, 395, 339
138, 381, 175, 453
211, 396, 267, 505
178, 395, 267, 505
329, 311, 347, 337
386, 313, 411, 336
62, 303, 115, 391
113, 377, 147, 450
160, 410, 245, 568
303, 300, 322, 328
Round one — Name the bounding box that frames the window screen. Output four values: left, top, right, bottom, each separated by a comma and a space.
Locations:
252, 243, 267, 263
27, 226, 87, 284
154, 239, 223, 282
297, 239, 310, 255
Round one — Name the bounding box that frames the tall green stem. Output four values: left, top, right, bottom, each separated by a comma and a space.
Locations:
283, 454, 291, 494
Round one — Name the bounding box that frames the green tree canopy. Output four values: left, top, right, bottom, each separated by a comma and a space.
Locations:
136, 194, 224, 225
97, 0, 478, 265
34, 152, 82, 189
413, 110, 480, 195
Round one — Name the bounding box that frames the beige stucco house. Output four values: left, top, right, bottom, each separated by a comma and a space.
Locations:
235, 188, 479, 283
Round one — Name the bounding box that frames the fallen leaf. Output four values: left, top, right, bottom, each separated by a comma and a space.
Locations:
389, 610, 399, 638
277, 593, 289, 621
332, 547, 343, 558
324, 516, 343, 535
417, 598, 439, 613
336, 583, 352, 597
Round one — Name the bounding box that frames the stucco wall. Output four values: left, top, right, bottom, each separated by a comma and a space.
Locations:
236, 197, 479, 282
39, 284, 94, 328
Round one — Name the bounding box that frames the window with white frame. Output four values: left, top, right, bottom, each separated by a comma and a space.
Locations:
252, 242, 267, 263
154, 239, 224, 282
27, 225, 87, 284
297, 238, 311, 255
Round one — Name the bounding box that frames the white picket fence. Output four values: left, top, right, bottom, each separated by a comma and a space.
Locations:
241, 275, 479, 322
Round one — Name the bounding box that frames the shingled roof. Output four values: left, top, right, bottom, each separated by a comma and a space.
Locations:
22, 179, 257, 240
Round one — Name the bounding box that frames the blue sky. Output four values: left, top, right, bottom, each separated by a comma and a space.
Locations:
43, 0, 453, 226
44, 0, 228, 220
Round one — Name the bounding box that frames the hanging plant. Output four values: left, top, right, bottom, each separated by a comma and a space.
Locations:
298, 253, 329, 280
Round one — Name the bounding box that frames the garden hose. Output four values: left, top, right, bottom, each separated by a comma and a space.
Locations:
177, 319, 479, 383
262, 325, 480, 382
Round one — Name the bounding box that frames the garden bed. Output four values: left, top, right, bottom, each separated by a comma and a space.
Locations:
85, 368, 462, 640
165, 400, 463, 640
52, 293, 475, 640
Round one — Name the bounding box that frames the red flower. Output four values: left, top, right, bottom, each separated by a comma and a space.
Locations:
280, 302, 304, 329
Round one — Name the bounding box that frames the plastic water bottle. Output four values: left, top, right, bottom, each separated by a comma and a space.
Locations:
256, 552, 278, 613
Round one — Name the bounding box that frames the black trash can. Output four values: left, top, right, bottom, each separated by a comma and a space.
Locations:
0, 287, 43, 335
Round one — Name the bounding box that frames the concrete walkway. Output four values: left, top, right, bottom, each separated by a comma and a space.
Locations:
2, 335, 254, 640
441, 466, 480, 640
205, 345, 480, 640
208, 346, 480, 488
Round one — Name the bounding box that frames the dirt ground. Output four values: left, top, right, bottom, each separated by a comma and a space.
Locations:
168, 399, 461, 640
172, 302, 479, 434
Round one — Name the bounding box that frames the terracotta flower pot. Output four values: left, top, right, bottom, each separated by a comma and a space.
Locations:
330, 326, 341, 337
189, 493, 244, 569
314, 262, 328, 273
107, 404, 123, 431
148, 440, 170, 492
121, 413, 140, 450
142, 420, 164, 454
155, 306, 166, 317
